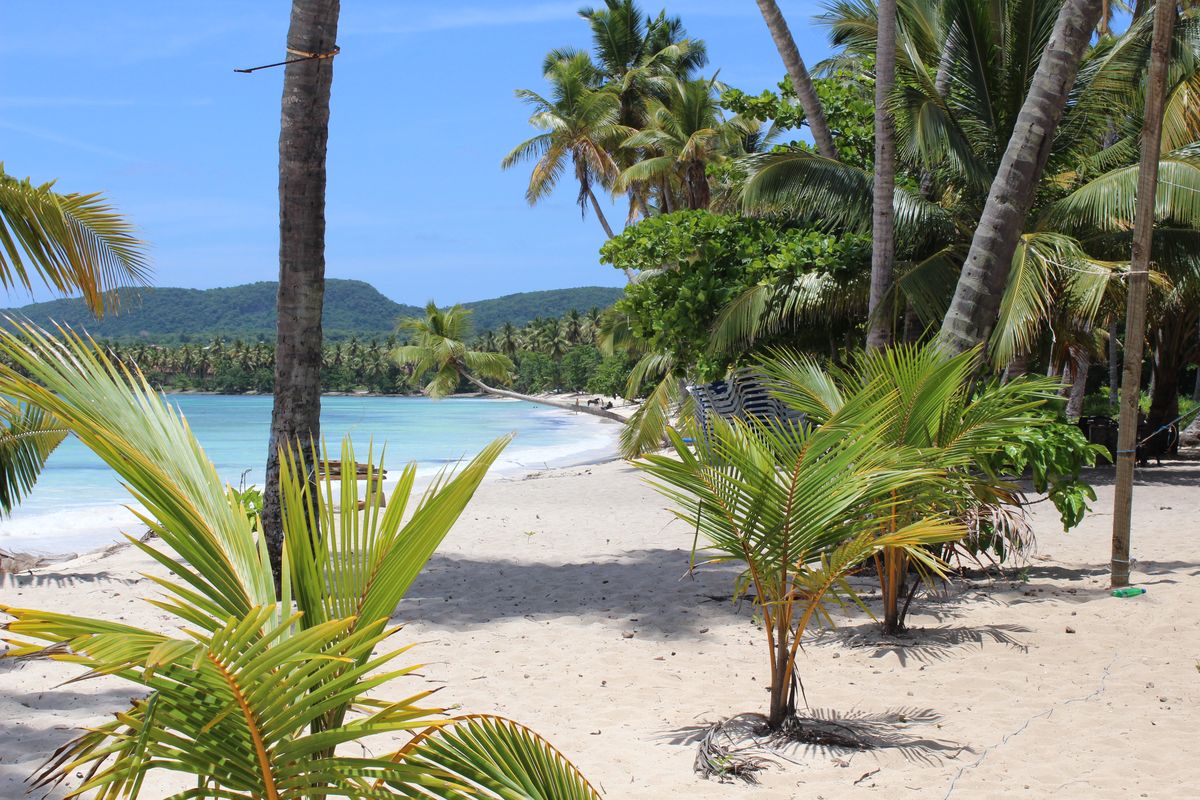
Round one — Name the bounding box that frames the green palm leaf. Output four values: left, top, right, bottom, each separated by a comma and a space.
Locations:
0, 324, 594, 798
0, 167, 150, 316
397, 716, 602, 800
0, 398, 66, 515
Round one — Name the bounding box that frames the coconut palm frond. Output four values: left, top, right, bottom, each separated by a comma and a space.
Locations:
1041, 147, 1200, 234
708, 283, 773, 356
0, 168, 151, 317
619, 369, 681, 459
397, 715, 603, 800
0, 324, 595, 797
0, 398, 66, 516
896, 244, 965, 325
0, 320, 276, 622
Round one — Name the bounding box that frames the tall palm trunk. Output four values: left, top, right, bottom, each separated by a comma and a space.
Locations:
1193, 318, 1200, 403
1065, 350, 1089, 420
937, 0, 1102, 357
683, 160, 711, 210
754, 0, 837, 161
460, 373, 627, 424
587, 187, 636, 283
1108, 319, 1121, 412
867, 0, 898, 352
586, 187, 616, 239
1112, 0, 1175, 589
263, 0, 340, 577
1148, 303, 1197, 431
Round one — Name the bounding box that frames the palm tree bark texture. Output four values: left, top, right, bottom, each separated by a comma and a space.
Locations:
754, 0, 837, 161
1111, 0, 1175, 589
263, 0, 340, 578
937, 0, 1102, 357
867, 0, 898, 352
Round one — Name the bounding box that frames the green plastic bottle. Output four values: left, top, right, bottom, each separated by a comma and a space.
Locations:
1112, 587, 1146, 598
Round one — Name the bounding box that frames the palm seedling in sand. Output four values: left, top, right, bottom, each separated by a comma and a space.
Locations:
396, 302, 626, 423
636, 372, 965, 738
0, 322, 599, 799
758, 342, 1070, 634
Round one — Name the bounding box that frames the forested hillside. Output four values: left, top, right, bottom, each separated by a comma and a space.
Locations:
2, 281, 623, 343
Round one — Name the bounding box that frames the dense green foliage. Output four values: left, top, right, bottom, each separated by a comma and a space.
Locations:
602, 210, 869, 379
721, 65, 877, 169
3, 280, 624, 344
981, 417, 1110, 531
94, 306, 637, 398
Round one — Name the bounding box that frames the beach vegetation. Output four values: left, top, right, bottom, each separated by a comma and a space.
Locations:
758, 342, 1103, 632
396, 302, 626, 422
0, 321, 600, 799
0, 167, 149, 513
636, 360, 964, 730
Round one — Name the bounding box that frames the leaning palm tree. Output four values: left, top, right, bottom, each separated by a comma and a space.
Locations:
503, 52, 633, 246
0, 322, 599, 799
0, 166, 150, 512
396, 302, 626, 423
754, 0, 837, 160
937, 0, 1103, 355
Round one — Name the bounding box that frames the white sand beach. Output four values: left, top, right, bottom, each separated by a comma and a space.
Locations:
1, 453, 1197, 799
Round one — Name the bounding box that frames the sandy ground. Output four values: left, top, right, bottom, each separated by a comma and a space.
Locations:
1, 452, 1198, 799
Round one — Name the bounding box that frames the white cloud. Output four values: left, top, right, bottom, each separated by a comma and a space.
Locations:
0, 121, 140, 162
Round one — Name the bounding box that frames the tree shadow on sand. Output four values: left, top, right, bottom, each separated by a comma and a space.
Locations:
813, 623, 1030, 667
664, 707, 965, 782
393, 548, 748, 636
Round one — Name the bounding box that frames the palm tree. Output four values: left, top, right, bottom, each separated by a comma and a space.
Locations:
760, 343, 1061, 634
617, 77, 752, 210
396, 303, 626, 422
563, 308, 585, 343
503, 53, 633, 248
937, 0, 1104, 355
575, 0, 708, 130
263, 0, 341, 577
0, 167, 149, 513
1113, 0, 1178, 589
867, 0, 898, 351
497, 321, 521, 357
754, 0, 837, 160
637, 369, 963, 730
735, 0, 1199, 375
0, 323, 599, 798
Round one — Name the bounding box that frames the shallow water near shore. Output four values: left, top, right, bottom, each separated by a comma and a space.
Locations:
0, 394, 619, 555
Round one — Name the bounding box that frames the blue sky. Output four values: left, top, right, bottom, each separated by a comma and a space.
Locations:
0, 1, 833, 306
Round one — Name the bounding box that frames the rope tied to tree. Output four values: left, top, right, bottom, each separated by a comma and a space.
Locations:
234, 45, 340, 74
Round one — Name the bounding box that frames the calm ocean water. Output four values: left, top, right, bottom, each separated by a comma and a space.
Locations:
0, 394, 619, 555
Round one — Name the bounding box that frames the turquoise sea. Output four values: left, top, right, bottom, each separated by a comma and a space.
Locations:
0, 394, 620, 555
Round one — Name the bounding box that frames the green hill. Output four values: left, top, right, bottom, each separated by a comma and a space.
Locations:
2, 281, 623, 343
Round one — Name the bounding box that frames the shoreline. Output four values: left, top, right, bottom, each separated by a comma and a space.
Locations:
0, 395, 630, 563
3, 455, 1197, 798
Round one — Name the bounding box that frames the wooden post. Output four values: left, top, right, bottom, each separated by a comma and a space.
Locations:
1111, 1, 1175, 588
